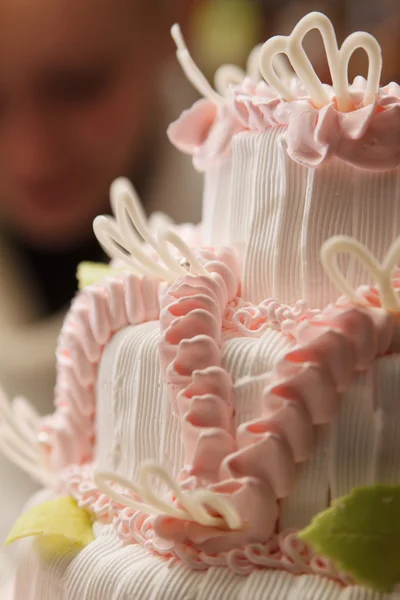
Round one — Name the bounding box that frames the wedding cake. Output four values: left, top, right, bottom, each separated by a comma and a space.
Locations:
2, 12, 400, 600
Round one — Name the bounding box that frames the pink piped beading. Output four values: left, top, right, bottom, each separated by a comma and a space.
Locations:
40, 274, 161, 472
222, 297, 321, 337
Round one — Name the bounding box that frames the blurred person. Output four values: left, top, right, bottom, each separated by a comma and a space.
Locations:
0, 0, 203, 563
0, 0, 202, 410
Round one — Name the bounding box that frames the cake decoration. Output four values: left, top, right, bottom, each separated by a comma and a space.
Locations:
169, 11, 400, 172
0, 387, 54, 488
321, 234, 400, 312
94, 462, 241, 530
76, 262, 122, 290
299, 484, 400, 593
259, 11, 382, 111
39, 270, 161, 472
6, 496, 94, 558
93, 178, 208, 282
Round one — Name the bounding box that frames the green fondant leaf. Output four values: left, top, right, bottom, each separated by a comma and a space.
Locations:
77, 261, 122, 290
6, 497, 94, 558
299, 484, 400, 593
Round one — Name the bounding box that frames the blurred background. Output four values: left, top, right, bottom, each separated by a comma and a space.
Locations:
0, 0, 398, 583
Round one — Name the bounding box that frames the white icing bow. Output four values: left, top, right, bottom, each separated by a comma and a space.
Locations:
95, 462, 241, 530
259, 11, 382, 112
0, 387, 54, 487
93, 178, 208, 283
321, 235, 400, 313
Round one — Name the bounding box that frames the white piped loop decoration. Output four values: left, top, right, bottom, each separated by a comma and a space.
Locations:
246, 43, 264, 84
171, 24, 224, 105
0, 387, 54, 488
93, 177, 208, 283
214, 43, 265, 95
214, 43, 294, 96
321, 235, 400, 313
259, 11, 382, 112
214, 64, 246, 96
94, 462, 241, 530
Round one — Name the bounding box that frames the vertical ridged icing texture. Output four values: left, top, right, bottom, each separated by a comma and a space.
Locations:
40, 274, 160, 472
13, 520, 390, 600
202, 129, 400, 308
95, 322, 185, 487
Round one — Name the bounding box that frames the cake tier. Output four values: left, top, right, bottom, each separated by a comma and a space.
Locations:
9, 345, 400, 600
96, 325, 400, 532
10, 513, 396, 600
95, 318, 292, 483
202, 128, 400, 308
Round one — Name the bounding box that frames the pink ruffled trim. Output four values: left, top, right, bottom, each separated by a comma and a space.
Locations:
62, 463, 350, 584
159, 248, 239, 480
169, 77, 400, 171
40, 274, 161, 472
154, 299, 400, 554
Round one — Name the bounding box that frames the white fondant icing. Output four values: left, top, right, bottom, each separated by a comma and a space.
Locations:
203, 129, 400, 307
95, 322, 184, 486
11, 516, 399, 599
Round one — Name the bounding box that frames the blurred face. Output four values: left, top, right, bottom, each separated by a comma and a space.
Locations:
0, 0, 176, 248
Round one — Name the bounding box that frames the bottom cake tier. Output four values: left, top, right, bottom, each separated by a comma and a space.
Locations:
8, 491, 395, 600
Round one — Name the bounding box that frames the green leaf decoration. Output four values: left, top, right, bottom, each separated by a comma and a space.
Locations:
298, 484, 400, 593
77, 261, 123, 290
6, 497, 94, 558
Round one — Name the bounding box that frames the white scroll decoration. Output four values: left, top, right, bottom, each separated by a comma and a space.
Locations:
94, 462, 241, 530
0, 387, 54, 487
171, 24, 224, 105
214, 42, 294, 95
172, 25, 293, 100
321, 235, 400, 313
93, 178, 208, 284
259, 11, 382, 112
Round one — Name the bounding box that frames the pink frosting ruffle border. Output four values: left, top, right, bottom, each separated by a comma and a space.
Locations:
40, 274, 161, 471
168, 78, 400, 172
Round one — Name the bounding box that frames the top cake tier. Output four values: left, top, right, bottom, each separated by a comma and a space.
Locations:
168, 12, 400, 308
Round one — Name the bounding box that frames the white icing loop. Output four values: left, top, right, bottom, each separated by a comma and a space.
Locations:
94, 178, 207, 283
94, 462, 241, 530
0, 387, 54, 487
214, 65, 246, 96
259, 11, 382, 111
321, 235, 400, 313
171, 24, 223, 105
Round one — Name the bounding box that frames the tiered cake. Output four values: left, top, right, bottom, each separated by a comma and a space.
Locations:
2, 12, 400, 600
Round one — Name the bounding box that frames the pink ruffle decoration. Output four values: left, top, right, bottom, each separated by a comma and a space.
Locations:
40, 274, 161, 471
169, 77, 400, 171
